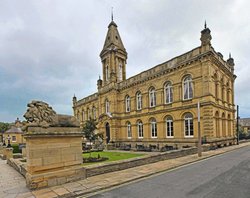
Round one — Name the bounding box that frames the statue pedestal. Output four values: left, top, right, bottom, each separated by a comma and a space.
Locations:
24, 126, 85, 189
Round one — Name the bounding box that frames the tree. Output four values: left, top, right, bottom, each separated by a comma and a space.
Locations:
0, 122, 10, 133
82, 119, 103, 155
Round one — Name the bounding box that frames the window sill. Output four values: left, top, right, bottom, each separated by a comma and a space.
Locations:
184, 136, 194, 138
151, 136, 157, 139
166, 136, 174, 138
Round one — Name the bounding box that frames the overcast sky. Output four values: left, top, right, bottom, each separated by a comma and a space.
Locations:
0, 0, 250, 123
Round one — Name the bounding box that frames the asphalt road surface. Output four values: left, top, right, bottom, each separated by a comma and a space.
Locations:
88, 146, 250, 198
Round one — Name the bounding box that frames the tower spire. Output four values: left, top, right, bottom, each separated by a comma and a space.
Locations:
204, 20, 207, 29
111, 7, 113, 21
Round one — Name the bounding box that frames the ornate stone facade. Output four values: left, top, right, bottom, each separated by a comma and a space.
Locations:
73, 21, 236, 149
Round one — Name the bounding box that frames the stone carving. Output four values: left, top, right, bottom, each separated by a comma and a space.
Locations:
23, 100, 79, 129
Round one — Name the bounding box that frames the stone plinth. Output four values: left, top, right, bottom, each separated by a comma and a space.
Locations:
3, 147, 13, 160
24, 126, 85, 189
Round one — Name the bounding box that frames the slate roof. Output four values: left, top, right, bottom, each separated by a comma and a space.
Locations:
239, 118, 250, 127
5, 126, 23, 134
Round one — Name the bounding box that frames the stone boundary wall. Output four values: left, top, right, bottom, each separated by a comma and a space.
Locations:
86, 146, 210, 177
7, 158, 27, 177
7, 146, 210, 181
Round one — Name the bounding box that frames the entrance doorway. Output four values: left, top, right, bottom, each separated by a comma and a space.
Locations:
105, 122, 110, 144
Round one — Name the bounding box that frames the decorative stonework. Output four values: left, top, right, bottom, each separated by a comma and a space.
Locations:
22, 100, 79, 130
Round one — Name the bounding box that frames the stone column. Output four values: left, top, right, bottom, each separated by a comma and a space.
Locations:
24, 126, 85, 190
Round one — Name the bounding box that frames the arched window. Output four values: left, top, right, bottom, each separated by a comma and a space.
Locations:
184, 113, 193, 137
82, 111, 85, 121
127, 122, 132, 138
92, 107, 96, 120
166, 116, 174, 137
125, 95, 131, 112
87, 108, 91, 120
118, 63, 123, 81
150, 118, 157, 138
136, 92, 142, 110
106, 65, 109, 81
215, 111, 220, 137
137, 120, 143, 138
222, 113, 226, 137
227, 89, 230, 104
214, 74, 218, 99
164, 82, 173, 104
226, 82, 230, 104
228, 114, 231, 136
221, 86, 225, 102
183, 75, 193, 100
105, 99, 110, 113
149, 87, 156, 107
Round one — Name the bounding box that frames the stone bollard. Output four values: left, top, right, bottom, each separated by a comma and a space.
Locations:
3, 147, 13, 160
22, 147, 26, 158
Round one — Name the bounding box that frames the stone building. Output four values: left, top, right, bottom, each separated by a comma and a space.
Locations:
3, 118, 25, 145
73, 19, 236, 149
239, 118, 250, 135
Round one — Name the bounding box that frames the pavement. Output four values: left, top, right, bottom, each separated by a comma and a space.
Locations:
1, 142, 250, 198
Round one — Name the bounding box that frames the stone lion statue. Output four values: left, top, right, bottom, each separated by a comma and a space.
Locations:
23, 100, 79, 129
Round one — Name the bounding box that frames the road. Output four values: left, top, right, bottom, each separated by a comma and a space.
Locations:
88, 146, 250, 198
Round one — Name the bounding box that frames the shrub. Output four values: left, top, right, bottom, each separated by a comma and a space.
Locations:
11, 144, 21, 153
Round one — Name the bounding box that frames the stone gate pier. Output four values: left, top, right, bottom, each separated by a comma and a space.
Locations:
22, 101, 85, 189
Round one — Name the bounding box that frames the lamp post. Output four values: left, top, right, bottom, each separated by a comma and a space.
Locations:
3, 136, 6, 146
197, 100, 202, 157
236, 105, 239, 145
7, 135, 11, 148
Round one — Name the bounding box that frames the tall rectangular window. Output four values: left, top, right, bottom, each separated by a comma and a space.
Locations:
149, 88, 156, 107
138, 121, 143, 138
136, 92, 142, 110
184, 113, 194, 137
151, 119, 157, 138
127, 123, 132, 138
166, 117, 174, 137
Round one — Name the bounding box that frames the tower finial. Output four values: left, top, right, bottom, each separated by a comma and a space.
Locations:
204, 20, 207, 29
111, 7, 113, 21
229, 52, 231, 59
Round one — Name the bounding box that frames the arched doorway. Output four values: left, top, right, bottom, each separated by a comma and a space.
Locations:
105, 122, 110, 144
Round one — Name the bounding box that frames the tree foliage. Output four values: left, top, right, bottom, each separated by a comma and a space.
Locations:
82, 119, 98, 142
0, 122, 10, 133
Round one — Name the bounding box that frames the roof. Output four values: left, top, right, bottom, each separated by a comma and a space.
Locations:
100, 20, 126, 56
239, 118, 250, 127
5, 126, 23, 134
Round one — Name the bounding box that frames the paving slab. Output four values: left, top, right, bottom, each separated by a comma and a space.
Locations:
1, 142, 250, 198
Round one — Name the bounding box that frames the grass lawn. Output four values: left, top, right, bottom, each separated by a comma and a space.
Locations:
82, 151, 145, 165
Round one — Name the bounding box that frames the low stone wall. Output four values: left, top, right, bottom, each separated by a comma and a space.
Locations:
7, 158, 27, 177
7, 145, 210, 183
86, 145, 210, 177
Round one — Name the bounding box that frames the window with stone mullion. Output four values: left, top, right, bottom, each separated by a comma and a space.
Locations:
138, 121, 143, 138
137, 93, 142, 110
166, 119, 174, 137
151, 121, 157, 137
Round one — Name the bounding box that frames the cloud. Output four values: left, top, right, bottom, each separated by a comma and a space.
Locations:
0, 0, 250, 122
